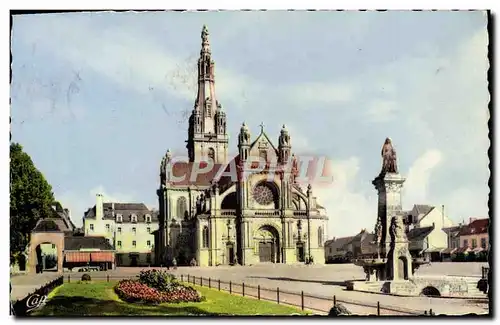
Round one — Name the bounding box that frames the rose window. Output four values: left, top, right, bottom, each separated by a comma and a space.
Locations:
253, 183, 275, 205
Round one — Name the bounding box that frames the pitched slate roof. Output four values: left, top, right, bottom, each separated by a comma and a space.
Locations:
326, 236, 355, 252
32, 218, 72, 233
414, 204, 434, 217
458, 218, 489, 236
64, 236, 114, 251
168, 161, 228, 187
84, 203, 158, 222
407, 226, 434, 241
442, 225, 464, 238
345, 229, 368, 247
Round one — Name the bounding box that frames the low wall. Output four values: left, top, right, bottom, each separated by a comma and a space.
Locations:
347, 276, 487, 298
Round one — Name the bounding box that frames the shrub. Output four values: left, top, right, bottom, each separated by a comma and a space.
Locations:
466, 252, 476, 262
328, 304, 351, 316
81, 274, 91, 281
138, 269, 179, 293
115, 280, 202, 304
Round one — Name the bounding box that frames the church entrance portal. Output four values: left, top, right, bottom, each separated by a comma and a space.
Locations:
255, 225, 280, 263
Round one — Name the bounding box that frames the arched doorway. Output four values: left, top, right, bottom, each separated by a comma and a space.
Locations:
36, 242, 59, 272
255, 225, 280, 263
28, 220, 64, 274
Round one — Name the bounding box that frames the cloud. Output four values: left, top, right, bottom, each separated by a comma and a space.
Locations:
313, 157, 376, 238
366, 99, 398, 122
403, 149, 444, 207
289, 82, 356, 107
13, 15, 262, 114
89, 185, 136, 204
443, 187, 489, 222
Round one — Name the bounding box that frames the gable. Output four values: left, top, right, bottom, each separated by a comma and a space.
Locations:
248, 131, 278, 162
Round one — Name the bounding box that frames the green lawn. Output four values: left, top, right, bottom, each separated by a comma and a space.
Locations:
32, 281, 309, 316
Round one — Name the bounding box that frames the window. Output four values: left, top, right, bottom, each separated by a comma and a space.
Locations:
89, 224, 94, 231
132, 227, 136, 234
117, 227, 122, 234
147, 227, 151, 234
145, 214, 151, 223
147, 240, 151, 247
131, 214, 137, 223
106, 224, 110, 232
146, 253, 152, 263
318, 227, 324, 247
202, 226, 209, 248
463, 239, 468, 247
116, 214, 123, 222
177, 197, 187, 219
472, 239, 477, 248
52, 244, 55, 249
481, 238, 487, 249
132, 240, 136, 247
117, 241, 122, 248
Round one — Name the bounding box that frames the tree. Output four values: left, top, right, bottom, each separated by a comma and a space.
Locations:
10, 143, 55, 259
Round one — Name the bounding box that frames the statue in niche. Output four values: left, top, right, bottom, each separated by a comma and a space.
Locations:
381, 138, 398, 174
390, 216, 406, 243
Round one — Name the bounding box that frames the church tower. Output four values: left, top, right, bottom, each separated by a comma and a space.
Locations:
186, 25, 228, 164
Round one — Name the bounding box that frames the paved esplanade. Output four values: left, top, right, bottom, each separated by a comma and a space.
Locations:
106, 262, 488, 315
10, 272, 61, 301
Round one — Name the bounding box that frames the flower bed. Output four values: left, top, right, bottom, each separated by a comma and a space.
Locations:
115, 271, 203, 304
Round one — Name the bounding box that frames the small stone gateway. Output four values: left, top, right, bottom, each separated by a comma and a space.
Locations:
348, 138, 482, 298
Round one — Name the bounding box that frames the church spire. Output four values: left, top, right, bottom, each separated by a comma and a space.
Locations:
194, 25, 218, 127
187, 26, 228, 164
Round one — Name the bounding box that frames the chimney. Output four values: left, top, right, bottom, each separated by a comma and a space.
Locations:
469, 217, 477, 224
442, 205, 445, 226
96, 193, 104, 220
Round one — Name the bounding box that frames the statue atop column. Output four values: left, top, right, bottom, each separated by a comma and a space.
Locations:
381, 138, 398, 175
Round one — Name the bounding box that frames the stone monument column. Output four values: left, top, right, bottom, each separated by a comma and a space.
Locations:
371, 138, 412, 280
372, 172, 406, 256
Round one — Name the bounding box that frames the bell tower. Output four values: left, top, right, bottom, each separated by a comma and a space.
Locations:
186, 25, 228, 164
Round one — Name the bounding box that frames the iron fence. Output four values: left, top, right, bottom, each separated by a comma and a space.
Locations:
64, 273, 446, 316
176, 274, 428, 316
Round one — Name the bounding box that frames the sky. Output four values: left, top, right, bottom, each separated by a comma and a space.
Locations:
11, 10, 489, 238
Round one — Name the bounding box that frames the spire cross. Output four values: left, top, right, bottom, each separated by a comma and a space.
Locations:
259, 122, 265, 133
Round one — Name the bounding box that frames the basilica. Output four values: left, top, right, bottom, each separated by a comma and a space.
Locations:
154, 26, 329, 266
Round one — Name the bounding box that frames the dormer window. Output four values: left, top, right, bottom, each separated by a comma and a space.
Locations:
116, 214, 123, 223
145, 214, 152, 223
131, 214, 138, 223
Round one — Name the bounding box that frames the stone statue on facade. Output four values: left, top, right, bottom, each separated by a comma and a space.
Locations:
381, 138, 398, 174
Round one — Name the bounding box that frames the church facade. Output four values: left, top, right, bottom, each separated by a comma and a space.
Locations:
154, 26, 329, 267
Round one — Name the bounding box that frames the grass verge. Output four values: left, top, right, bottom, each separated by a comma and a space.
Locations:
32, 281, 309, 316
